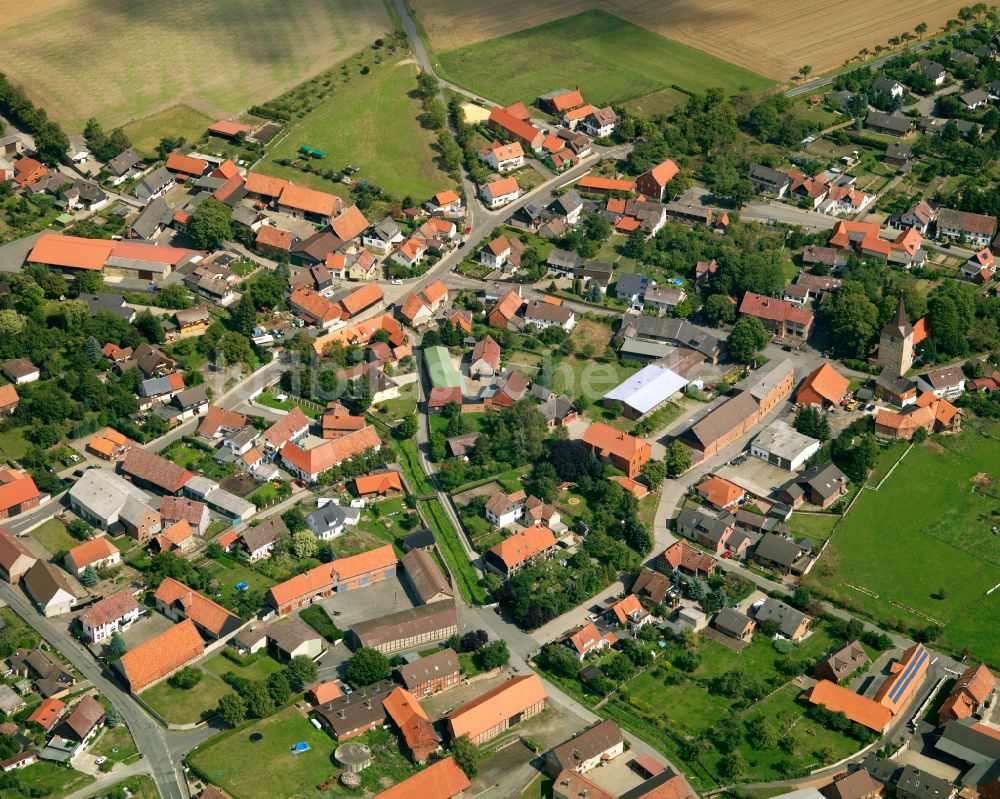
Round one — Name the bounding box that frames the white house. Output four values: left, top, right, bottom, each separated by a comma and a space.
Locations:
2, 359, 39, 385
642, 284, 686, 315
79, 589, 141, 643
391, 237, 427, 269
223, 425, 260, 457
916, 366, 966, 399
478, 141, 525, 172
480, 236, 523, 271
22, 561, 76, 618
64, 538, 121, 578
305, 503, 360, 540
749, 420, 821, 471
581, 107, 618, 138
480, 177, 519, 209
522, 300, 575, 331
363, 218, 404, 253
484, 491, 522, 527
428, 189, 463, 216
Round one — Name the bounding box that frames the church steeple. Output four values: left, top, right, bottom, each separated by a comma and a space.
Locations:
882, 296, 913, 340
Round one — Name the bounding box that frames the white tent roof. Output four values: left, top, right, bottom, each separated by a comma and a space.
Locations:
603, 364, 688, 414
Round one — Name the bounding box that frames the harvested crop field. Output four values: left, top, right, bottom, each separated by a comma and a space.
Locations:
1, 0, 390, 130
416, 0, 970, 82
436, 11, 773, 106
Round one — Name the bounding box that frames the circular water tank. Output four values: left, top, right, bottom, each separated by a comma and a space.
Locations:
335, 743, 372, 773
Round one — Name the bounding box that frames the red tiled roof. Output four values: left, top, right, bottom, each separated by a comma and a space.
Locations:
796, 362, 850, 406
354, 472, 402, 495
165, 152, 208, 177
80, 588, 139, 631
118, 619, 205, 691
582, 423, 649, 462
488, 108, 542, 146
27, 234, 115, 271
212, 159, 241, 179
66, 537, 119, 571
339, 283, 384, 317
27, 697, 65, 731
154, 577, 238, 637
110, 240, 199, 265
739, 291, 814, 326
263, 406, 311, 449
577, 176, 635, 193
433, 189, 460, 207
488, 523, 556, 570
245, 172, 289, 198
280, 426, 381, 476
198, 405, 247, 438
255, 226, 292, 251
0, 471, 41, 515
331, 206, 369, 241
446, 675, 546, 740
550, 89, 585, 112
122, 448, 193, 493
373, 757, 470, 799
804, 680, 892, 731
278, 184, 340, 217
646, 160, 679, 186
696, 476, 744, 508
290, 287, 341, 324
209, 120, 252, 138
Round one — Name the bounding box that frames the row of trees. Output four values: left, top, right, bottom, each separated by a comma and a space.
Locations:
0, 72, 69, 164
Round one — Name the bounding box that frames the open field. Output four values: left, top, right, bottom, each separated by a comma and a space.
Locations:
436, 11, 774, 107
811, 430, 1000, 667
122, 106, 215, 155
142, 669, 231, 724
263, 53, 453, 200
417, 0, 969, 82
1, 0, 390, 130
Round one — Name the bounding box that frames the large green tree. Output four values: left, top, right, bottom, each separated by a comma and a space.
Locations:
188, 199, 233, 250
345, 647, 390, 688
726, 315, 769, 362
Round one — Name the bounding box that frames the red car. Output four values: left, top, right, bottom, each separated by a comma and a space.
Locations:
721, 550, 734, 559
465, 226, 472, 234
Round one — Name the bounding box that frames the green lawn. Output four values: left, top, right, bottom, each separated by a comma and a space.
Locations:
88, 776, 159, 799
204, 653, 283, 683
264, 53, 453, 201
0, 426, 31, 462
436, 10, 774, 107
1, 607, 40, 649
787, 513, 839, 544
811, 430, 1000, 666
92, 725, 140, 765
16, 760, 94, 798
141, 670, 231, 725
31, 519, 76, 555
552, 356, 636, 404
256, 392, 320, 419
420, 498, 487, 604
123, 105, 214, 155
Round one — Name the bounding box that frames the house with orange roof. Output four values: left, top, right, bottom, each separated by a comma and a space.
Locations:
255, 225, 293, 256
279, 426, 382, 484
796, 362, 850, 408
470, 335, 502, 378
828, 220, 926, 266
802, 679, 893, 732
540, 88, 585, 114
266, 545, 397, 614
577, 176, 636, 195
86, 427, 132, 461
449, 310, 473, 333
428, 189, 463, 215
277, 184, 342, 221
289, 287, 342, 329
562, 104, 595, 129
484, 523, 557, 578
392, 237, 427, 270
330, 206, 369, 241
13, 156, 48, 189
354, 471, 403, 497
338, 282, 384, 319
417, 217, 458, 244
480, 235, 524, 272
115, 619, 205, 692
636, 160, 680, 201
154, 577, 241, 639
962, 247, 996, 283
208, 120, 252, 139
0, 469, 41, 521
27, 697, 65, 732
487, 108, 545, 152
373, 757, 470, 799
0, 384, 17, 417
695, 476, 746, 510
0, 526, 36, 583
739, 292, 814, 339
503, 101, 530, 120
64, 537, 120, 578
488, 290, 523, 329
79, 588, 140, 643
874, 644, 930, 716
165, 152, 209, 179
581, 422, 651, 478
874, 394, 961, 440
479, 140, 525, 172
603, 594, 651, 631
445, 674, 546, 745
151, 520, 196, 554
480, 176, 520, 209
198, 405, 247, 440
244, 172, 289, 201
939, 664, 995, 724
383, 686, 439, 763
312, 313, 405, 356
561, 622, 617, 661
658, 539, 715, 578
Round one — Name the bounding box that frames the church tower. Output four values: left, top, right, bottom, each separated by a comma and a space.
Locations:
878, 297, 914, 375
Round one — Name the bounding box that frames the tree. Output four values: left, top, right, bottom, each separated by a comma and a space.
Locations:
134, 310, 164, 344
34, 122, 70, 165
474, 640, 510, 671
346, 647, 390, 687
540, 642, 580, 679
169, 667, 203, 689
105, 706, 122, 728
704, 294, 736, 326
799, 65, 813, 79
287, 655, 319, 690
217, 693, 248, 727
640, 460, 667, 489
823, 288, 879, 357
291, 530, 317, 559
395, 415, 418, 440
727, 316, 769, 363
664, 440, 692, 478
245, 680, 275, 718
719, 751, 748, 779
234, 294, 257, 336
460, 629, 489, 652
281, 507, 307, 534
794, 405, 831, 441
188, 199, 233, 250
80, 565, 99, 588
107, 633, 127, 659
450, 734, 480, 778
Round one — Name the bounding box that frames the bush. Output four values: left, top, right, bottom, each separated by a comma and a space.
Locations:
169, 667, 203, 690
299, 605, 343, 642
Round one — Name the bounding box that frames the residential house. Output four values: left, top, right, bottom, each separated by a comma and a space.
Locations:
865, 111, 913, 137
27, 697, 66, 733
371, 758, 470, 799
480, 236, 524, 271
280, 426, 382, 484
383, 686, 439, 763
695, 477, 745, 511
267, 618, 323, 661
739, 292, 814, 339
752, 535, 810, 576
636, 160, 679, 200
523, 300, 575, 331
581, 422, 651, 478
918, 58, 947, 85
238, 516, 289, 561
884, 142, 914, 166
917, 366, 966, 399
312, 679, 394, 740
937, 207, 996, 248
938, 664, 995, 724
603, 594, 651, 631
796, 362, 850, 407
114, 619, 205, 692
963, 247, 996, 283
713, 608, 756, 641
962, 88, 990, 109
2, 359, 39, 385
22, 561, 76, 617
581, 107, 617, 138
9, 647, 74, 698
480, 177, 519, 209
642, 283, 686, 314
79, 589, 140, 643
444, 675, 546, 744
748, 164, 792, 198
901, 200, 937, 234
659, 539, 715, 578
630, 567, 680, 608
484, 523, 557, 577
354, 472, 403, 497
561, 622, 618, 661
134, 166, 175, 203
428, 190, 463, 216
872, 75, 905, 97
815, 641, 870, 683
160, 495, 210, 535
305, 502, 361, 540
676, 505, 737, 554
545, 721, 624, 777
121, 447, 193, 495
0, 527, 36, 583
154, 577, 241, 639
753, 597, 812, 640
478, 140, 525, 172
391, 237, 427, 270
0, 469, 40, 522
0, 384, 18, 417
488, 290, 523, 329
777, 462, 849, 509
64, 538, 120, 578
470, 336, 502, 378
349, 600, 458, 654
363, 217, 404, 253
395, 648, 461, 695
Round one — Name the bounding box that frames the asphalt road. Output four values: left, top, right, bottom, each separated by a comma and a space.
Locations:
785, 41, 932, 97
